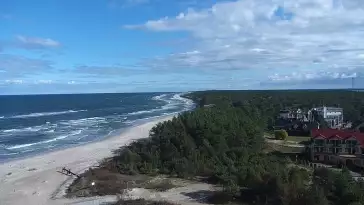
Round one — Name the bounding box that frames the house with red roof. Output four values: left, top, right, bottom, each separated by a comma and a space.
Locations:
310, 128, 364, 168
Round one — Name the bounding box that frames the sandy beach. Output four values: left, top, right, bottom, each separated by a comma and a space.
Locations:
0, 115, 174, 205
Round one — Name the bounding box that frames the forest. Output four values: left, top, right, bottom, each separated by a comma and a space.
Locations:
185, 90, 364, 130
96, 90, 364, 204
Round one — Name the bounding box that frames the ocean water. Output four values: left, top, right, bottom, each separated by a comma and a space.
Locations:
0, 92, 194, 162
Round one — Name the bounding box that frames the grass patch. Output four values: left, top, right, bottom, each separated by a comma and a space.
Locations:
264, 142, 305, 154
143, 179, 179, 192
286, 136, 311, 142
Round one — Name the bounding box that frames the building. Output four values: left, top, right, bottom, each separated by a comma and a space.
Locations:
278, 110, 292, 119
310, 128, 364, 168
274, 118, 319, 136
308, 106, 344, 128
279, 108, 305, 120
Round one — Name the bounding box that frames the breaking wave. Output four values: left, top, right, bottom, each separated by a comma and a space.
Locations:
9, 110, 87, 119
7, 130, 83, 150
0, 92, 194, 161
126, 93, 193, 116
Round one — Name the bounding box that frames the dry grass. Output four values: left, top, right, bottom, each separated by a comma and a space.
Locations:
66, 168, 181, 198
143, 178, 179, 192
66, 168, 149, 198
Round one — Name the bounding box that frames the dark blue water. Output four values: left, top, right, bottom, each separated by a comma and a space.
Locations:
0, 92, 194, 162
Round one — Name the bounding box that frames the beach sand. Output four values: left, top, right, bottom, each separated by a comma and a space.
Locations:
0, 115, 174, 205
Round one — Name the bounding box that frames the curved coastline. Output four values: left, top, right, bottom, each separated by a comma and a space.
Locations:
0, 114, 176, 205
0, 92, 194, 163
0, 93, 195, 205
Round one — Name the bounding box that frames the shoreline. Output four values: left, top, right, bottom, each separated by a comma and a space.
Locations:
0, 114, 175, 205
0, 112, 180, 164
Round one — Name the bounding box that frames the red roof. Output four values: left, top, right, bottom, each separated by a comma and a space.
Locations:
311, 128, 364, 146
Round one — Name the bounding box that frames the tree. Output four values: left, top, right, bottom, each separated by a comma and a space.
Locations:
82, 90, 364, 204
275, 129, 288, 140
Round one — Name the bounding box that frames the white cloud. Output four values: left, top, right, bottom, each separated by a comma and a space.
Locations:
0, 54, 54, 78
34, 80, 53, 84
5, 79, 23, 84
268, 71, 358, 82
16, 35, 61, 49
125, 0, 364, 86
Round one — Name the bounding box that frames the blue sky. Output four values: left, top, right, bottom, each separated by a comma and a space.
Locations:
0, 0, 364, 94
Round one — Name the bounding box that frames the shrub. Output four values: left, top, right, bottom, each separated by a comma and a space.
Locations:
274, 130, 288, 140
143, 179, 177, 191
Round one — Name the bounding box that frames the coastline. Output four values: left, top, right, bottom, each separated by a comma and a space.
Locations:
0, 112, 180, 164
0, 114, 175, 205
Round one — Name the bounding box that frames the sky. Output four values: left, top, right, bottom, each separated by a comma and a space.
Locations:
1, 0, 364, 94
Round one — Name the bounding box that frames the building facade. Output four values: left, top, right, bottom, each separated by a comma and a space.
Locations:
310, 128, 364, 168
279, 108, 305, 120
308, 107, 344, 128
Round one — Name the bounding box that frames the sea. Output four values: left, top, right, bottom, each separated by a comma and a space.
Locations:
0, 92, 194, 162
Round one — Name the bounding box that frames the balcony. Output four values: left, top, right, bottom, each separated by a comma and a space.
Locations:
313, 147, 324, 153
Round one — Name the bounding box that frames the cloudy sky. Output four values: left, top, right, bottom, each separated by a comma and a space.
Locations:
1, 0, 364, 94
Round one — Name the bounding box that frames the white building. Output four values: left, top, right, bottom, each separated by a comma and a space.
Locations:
308, 106, 344, 128
279, 108, 304, 120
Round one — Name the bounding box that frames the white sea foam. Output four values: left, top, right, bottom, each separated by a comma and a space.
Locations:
7, 130, 83, 150
1, 124, 56, 134
9, 110, 87, 119
152, 94, 167, 101
124, 111, 178, 125
126, 93, 190, 117
45, 129, 55, 133
3, 126, 41, 133
7, 143, 37, 150
1, 93, 195, 156
2, 129, 18, 133
60, 117, 106, 126
0, 152, 18, 156
127, 109, 158, 116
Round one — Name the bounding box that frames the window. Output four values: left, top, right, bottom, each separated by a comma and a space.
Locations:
345, 148, 356, 154
324, 155, 329, 162
347, 140, 357, 147
328, 139, 339, 146
315, 139, 324, 146
352, 149, 356, 155
334, 148, 340, 154
314, 147, 324, 153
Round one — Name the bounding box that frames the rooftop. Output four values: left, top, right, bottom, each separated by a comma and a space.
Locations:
311, 128, 364, 145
